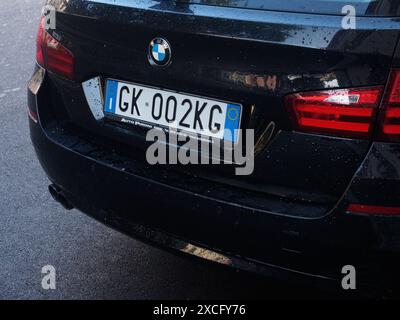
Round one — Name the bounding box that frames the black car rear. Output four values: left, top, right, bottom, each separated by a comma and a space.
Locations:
29, 0, 400, 293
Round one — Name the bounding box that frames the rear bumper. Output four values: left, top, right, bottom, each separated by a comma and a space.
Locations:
29, 83, 400, 295
29, 118, 343, 288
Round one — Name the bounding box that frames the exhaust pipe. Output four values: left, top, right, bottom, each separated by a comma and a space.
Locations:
48, 184, 74, 210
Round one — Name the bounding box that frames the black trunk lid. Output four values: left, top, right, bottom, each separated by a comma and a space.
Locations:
45, 0, 400, 216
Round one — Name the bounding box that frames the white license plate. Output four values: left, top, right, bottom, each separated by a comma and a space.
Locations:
104, 79, 242, 143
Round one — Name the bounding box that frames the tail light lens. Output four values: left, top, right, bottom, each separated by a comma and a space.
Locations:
285, 87, 383, 139
378, 70, 400, 142
28, 108, 38, 123
36, 17, 45, 67
36, 16, 75, 80
347, 204, 400, 216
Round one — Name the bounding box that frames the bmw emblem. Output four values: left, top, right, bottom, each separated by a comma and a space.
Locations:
148, 37, 172, 67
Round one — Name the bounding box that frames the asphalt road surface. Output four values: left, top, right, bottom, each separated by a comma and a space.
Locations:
0, 0, 333, 299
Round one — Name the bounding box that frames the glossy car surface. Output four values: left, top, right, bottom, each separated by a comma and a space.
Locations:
29, 0, 400, 293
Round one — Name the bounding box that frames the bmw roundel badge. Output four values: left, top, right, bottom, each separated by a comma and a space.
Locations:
149, 37, 172, 67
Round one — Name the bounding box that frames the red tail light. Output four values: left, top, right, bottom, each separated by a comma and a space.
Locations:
285, 87, 383, 139
347, 204, 400, 216
378, 70, 400, 141
36, 17, 45, 67
36, 17, 75, 80
28, 108, 38, 123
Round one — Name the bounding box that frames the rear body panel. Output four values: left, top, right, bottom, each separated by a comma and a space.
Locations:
29, 0, 400, 289
29, 79, 400, 289
44, 0, 400, 217
181, 0, 400, 16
